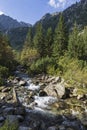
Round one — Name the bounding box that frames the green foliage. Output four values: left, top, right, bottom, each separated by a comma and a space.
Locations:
68, 24, 87, 60
81, 26, 87, 60
0, 120, 18, 130
68, 23, 80, 58
33, 23, 46, 57
45, 27, 53, 57
53, 14, 68, 60
0, 33, 16, 84
18, 13, 87, 89
0, 66, 8, 78
20, 47, 39, 66
57, 54, 87, 86
30, 56, 53, 74
0, 34, 15, 69
8, 27, 29, 50
0, 77, 4, 86
24, 27, 33, 48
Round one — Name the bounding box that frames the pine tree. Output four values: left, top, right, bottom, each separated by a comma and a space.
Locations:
33, 23, 45, 57
0, 33, 15, 69
45, 27, 53, 57
24, 27, 33, 48
53, 13, 68, 60
80, 27, 87, 61
68, 23, 79, 58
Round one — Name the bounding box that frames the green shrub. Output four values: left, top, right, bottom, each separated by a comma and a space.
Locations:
57, 54, 87, 87
0, 66, 8, 78
0, 66, 9, 85
0, 120, 18, 130
30, 56, 53, 75
0, 77, 4, 86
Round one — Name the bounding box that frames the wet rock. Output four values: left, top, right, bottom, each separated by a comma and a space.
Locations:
6, 95, 13, 101
46, 77, 55, 83
62, 120, 83, 130
19, 126, 32, 130
62, 88, 71, 99
15, 77, 21, 81
52, 76, 62, 84
58, 125, 65, 130
0, 116, 5, 122
81, 117, 87, 127
3, 107, 15, 115
2, 87, 11, 92
14, 107, 25, 115
17, 115, 24, 122
24, 96, 34, 105
30, 120, 42, 130
72, 88, 78, 97
19, 80, 26, 86
7, 115, 18, 124
0, 86, 5, 92
13, 79, 19, 84
77, 94, 86, 100
0, 93, 6, 100
66, 128, 76, 130
13, 88, 20, 106
39, 90, 48, 97
47, 126, 57, 130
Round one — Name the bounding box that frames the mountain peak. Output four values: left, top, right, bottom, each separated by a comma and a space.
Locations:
41, 13, 51, 20
0, 14, 32, 32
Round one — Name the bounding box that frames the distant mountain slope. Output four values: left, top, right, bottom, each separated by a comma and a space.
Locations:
0, 14, 31, 32
35, 0, 87, 31
0, 14, 31, 50
7, 27, 29, 50
1, 0, 87, 50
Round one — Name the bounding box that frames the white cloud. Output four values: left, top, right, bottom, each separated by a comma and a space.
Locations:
0, 11, 4, 15
48, 0, 67, 8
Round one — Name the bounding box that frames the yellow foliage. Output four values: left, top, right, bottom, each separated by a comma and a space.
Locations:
20, 47, 39, 66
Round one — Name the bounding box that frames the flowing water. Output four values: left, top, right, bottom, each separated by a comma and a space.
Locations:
14, 67, 86, 130
15, 69, 58, 113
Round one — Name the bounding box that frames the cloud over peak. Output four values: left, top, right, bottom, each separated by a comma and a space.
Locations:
0, 11, 4, 15
48, 0, 66, 8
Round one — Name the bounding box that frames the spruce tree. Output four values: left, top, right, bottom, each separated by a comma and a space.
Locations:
24, 27, 33, 48
33, 23, 45, 57
68, 23, 79, 58
82, 26, 87, 60
45, 27, 53, 57
53, 13, 68, 60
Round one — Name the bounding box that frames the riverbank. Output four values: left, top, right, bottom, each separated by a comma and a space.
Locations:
0, 66, 87, 130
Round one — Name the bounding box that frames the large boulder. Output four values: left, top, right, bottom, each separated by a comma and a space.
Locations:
44, 83, 65, 99
19, 80, 26, 86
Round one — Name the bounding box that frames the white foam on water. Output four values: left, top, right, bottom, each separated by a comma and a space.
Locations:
34, 96, 57, 109
26, 83, 40, 91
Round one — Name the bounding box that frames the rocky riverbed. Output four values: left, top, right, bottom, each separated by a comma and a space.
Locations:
0, 66, 87, 130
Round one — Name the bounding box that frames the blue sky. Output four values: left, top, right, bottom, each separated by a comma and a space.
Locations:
0, 0, 80, 25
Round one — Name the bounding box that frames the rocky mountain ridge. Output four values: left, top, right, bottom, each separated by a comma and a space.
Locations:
0, 14, 31, 32
1, 0, 87, 50
35, 0, 87, 31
